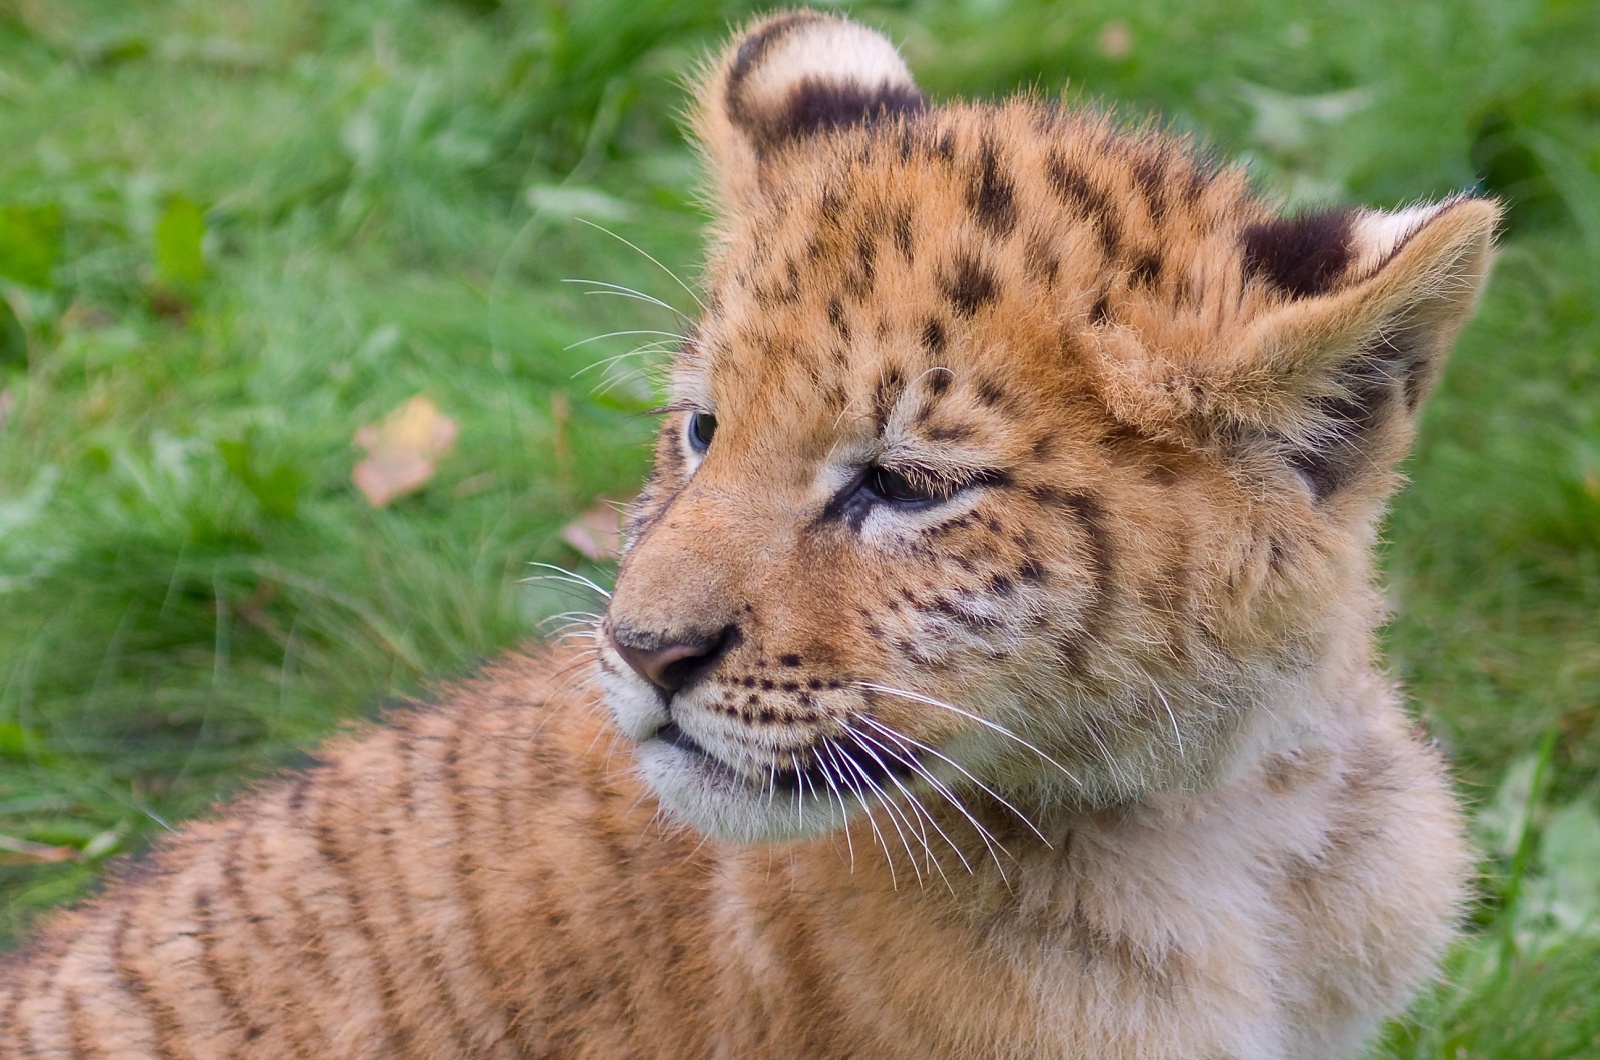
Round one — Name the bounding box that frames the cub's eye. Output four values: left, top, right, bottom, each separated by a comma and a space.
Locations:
866, 465, 942, 506
688, 412, 718, 453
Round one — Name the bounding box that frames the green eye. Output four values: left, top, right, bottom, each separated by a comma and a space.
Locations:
688, 412, 718, 452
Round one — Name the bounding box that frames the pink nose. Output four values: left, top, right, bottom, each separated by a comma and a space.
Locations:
608, 627, 732, 693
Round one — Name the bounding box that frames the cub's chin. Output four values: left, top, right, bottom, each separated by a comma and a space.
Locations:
632, 734, 848, 845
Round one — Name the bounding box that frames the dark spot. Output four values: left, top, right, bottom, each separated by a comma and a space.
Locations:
1089, 290, 1112, 325
977, 378, 1007, 407
1240, 207, 1356, 299
818, 188, 845, 225
781, 681, 799, 693
1132, 153, 1168, 223
921, 318, 946, 354
1044, 154, 1121, 258
928, 371, 952, 395
894, 208, 915, 259
850, 230, 878, 297
966, 139, 1017, 236
872, 366, 905, 432
760, 679, 775, 690
942, 255, 999, 318
827, 297, 850, 339
989, 573, 1015, 596
1024, 235, 1059, 283
1129, 252, 1161, 290
1018, 559, 1046, 582
779, 653, 801, 667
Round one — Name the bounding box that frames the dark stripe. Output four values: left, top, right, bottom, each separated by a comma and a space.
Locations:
218, 824, 315, 1060
300, 758, 416, 1057
1131, 152, 1168, 223
188, 889, 248, 1057
62, 978, 96, 1059
723, 12, 826, 126
2, 983, 33, 1060
1044, 154, 1121, 259
263, 780, 359, 1055
380, 727, 484, 1055
1029, 487, 1115, 670
757, 78, 926, 153
109, 906, 189, 1060
438, 712, 523, 1048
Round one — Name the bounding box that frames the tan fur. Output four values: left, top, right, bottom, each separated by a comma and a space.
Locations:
2, 11, 1498, 1058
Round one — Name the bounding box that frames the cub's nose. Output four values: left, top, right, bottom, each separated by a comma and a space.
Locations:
608, 625, 736, 693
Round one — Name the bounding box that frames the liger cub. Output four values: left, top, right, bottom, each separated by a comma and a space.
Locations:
1, 11, 1498, 1059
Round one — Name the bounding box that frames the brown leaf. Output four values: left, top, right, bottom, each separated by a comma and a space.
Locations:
560, 498, 627, 561
352, 394, 459, 507
0, 833, 79, 863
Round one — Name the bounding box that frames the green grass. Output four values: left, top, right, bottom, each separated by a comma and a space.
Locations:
2, 1, 1598, 1053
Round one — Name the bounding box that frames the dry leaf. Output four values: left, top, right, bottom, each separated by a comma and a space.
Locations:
352, 394, 459, 507
560, 498, 626, 561
0, 833, 79, 864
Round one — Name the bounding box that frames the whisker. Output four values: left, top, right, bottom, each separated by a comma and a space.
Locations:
844, 724, 975, 878
524, 562, 613, 600
833, 748, 897, 889
1152, 683, 1185, 755
855, 712, 1042, 850
842, 728, 956, 890
856, 682, 1082, 787
564, 328, 683, 352
570, 343, 678, 379
852, 717, 1011, 872
574, 218, 707, 312
837, 745, 925, 890
561, 278, 693, 322
815, 740, 857, 873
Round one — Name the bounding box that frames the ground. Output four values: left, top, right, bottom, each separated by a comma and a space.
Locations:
1, 1, 1597, 1055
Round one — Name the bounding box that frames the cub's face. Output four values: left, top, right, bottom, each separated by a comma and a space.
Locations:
596, 12, 1497, 843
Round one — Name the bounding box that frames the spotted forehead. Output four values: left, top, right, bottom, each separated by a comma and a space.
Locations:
690, 101, 1262, 429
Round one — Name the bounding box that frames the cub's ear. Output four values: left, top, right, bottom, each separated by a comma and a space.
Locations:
692, 10, 925, 213
1101, 196, 1500, 515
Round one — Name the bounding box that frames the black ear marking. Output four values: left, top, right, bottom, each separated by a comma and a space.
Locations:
723, 14, 926, 156
1240, 207, 1357, 299
756, 78, 926, 153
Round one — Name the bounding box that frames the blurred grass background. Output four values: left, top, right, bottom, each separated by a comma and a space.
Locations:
1, 0, 1597, 1053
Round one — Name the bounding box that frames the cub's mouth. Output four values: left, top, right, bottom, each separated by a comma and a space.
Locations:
646, 717, 923, 800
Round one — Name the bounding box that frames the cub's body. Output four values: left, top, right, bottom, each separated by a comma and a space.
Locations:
3, 11, 1495, 1058
3, 652, 1462, 1059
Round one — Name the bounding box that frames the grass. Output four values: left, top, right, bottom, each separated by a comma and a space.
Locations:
1, 0, 1597, 1053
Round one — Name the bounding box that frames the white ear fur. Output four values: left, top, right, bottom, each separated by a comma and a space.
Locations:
730, 16, 917, 124
693, 12, 923, 213
1347, 197, 1467, 277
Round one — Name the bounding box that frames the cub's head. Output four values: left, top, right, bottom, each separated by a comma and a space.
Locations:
596, 11, 1498, 843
